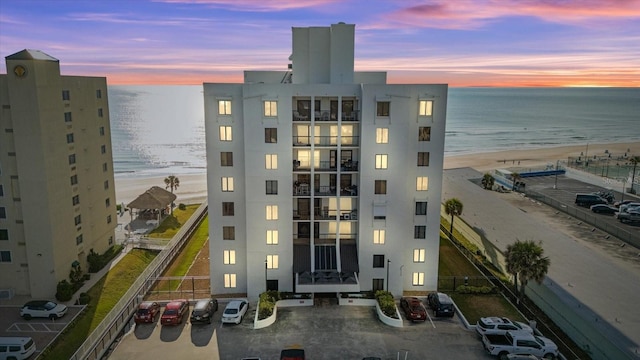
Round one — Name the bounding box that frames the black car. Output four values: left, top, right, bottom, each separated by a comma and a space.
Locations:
427, 292, 455, 318
190, 299, 218, 324
590, 204, 618, 214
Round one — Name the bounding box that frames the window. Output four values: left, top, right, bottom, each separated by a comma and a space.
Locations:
222, 202, 234, 216
223, 226, 235, 240
224, 273, 236, 288
101, 145, 107, 154
72, 195, 80, 206
104, 180, 109, 190
0, 250, 12, 263
266, 180, 278, 195
103, 163, 108, 172
74, 215, 82, 226
64, 112, 72, 122
0, 229, 8, 240
266, 205, 278, 220
414, 226, 426, 239
99, 126, 105, 136
373, 254, 385, 268
76, 234, 83, 245
419, 126, 431, 141
107, 215, 112, 224
265, 154, 278, 169
413, 249, 426, 262
62, 90, 70, 101
376, 128, 388, 144
0, 207, 5, 219
0, 185, 3, 196
220, 152, 233, 166
105, 198, 111, 207
70, 175, 78, 186
375, 154, 388, 169
415, 202, 427, 215
377, 101, 390, 116
66, 133, 74, 144
264, 101, 278, 117
218, 100, 232, 115
223, 250, 236, 265
374, 180, 387, 194
266, 255, 279, 269
69, 154, 77, 166
373, 229, 385, 244
221, 177, 234, 192
219, 126, 232, 141
265, 128, 278, 143
98, 108, 103, 117
108, 236, 113, 245
417, 177, 429, 191
418, 152, 430, 166
372, 278, 384, 292
267, 230, 278, 244
412, 272, 425, 286
96, 89, 102, 98
419, 100, 433, 116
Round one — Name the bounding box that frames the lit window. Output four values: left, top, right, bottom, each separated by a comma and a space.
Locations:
224, 273, 236, 288
223, 250, 236, 265
419, 126, 431, 141
265, 154, 278, 169
218, 100, 232, 115
264, 101, 278, 117
219, 126, 232, 141
418, 152, 430, 166
223, 226, 235, 240
266, 205, 278, 220
376, 128, 388, 144
267, 230, 278, 244
0, 250, 12, 263
413, 249, 425, 262
376, 101, 390, 117
221, 177, 234, 192
414, 226, 426, 239
412, 272, 425, 286
221, 152, 233, 166
417, 177, 428, 191
375, 154, 388, 169
222, 202, 234, 216
66, 133, 74, 144
267, 255, 279, 269
374, 180, 387, 194
64, 112, 72, 122
416, 202, 427, 215
373, 229, 385, 244
419, 100, 433, 116
266, 180, 278, 195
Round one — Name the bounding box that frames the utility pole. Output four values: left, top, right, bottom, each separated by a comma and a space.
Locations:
386, 259, 391, 291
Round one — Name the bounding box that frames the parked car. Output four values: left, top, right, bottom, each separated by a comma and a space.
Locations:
482, 330, 558, 359
506, 355, 541, 360
20, 300, 68, 320
616, 210, 640, 224
476, 317, 533, 337
574, 193, 607, 207
400, 297, 427, 322
614, 199, 635, 208
280, 349, 305, 360
161, 299, 189, 325
589, 204, 618, 214
134, 301, 160, 324
221, 300, 248, 324
190, 298, 218, 324
0, 336, 37, 360
619, 202, 640, 213
426, 292, 455, 317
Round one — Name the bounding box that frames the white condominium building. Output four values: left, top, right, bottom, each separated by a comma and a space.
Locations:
204, 23, 447, 300
0, 50, 117, 298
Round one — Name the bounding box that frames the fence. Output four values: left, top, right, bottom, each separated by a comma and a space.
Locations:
145, 276, 210, 301
437, 276, 495, 291
69, 202, 208, 360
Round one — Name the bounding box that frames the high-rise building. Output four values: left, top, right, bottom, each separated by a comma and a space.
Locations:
204, 24, 447, 300
0, 49, 117, 298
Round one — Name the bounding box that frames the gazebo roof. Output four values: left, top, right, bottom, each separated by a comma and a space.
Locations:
127, 186, 177, 210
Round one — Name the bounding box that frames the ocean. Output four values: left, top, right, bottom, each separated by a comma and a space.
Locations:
108, 86, 640, 179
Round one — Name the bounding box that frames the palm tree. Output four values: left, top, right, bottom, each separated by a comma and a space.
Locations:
505, 240, 550, 301
444, 198, 463, 241
481, 173, 495, 190
164, 175, 180, 214
630, 156, 639, 194
510, 172, 521, 191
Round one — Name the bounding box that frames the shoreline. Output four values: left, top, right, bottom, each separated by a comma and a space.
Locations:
114, 141, 639, 206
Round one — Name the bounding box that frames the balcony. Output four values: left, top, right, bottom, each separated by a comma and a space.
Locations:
293, 161, 337, 172
293, 183, 337, 197
293, 136, 360, 147
293, 110, 360, 122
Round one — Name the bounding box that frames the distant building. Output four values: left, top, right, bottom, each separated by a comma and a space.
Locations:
0, 50, 117, 298
204, 24, 447, 299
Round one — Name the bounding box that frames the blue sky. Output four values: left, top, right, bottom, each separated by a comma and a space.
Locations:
1, 0, 639, 86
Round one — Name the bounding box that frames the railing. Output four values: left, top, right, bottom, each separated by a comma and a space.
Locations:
292, 110, 360, 122
70, 202, 208, 360
293, 136, 360, 146
292, 161, 337, 171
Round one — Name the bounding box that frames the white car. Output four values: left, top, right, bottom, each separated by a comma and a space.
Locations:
20, 300, 68, 320
221, 300, 248, 324
476, 317, 533, 337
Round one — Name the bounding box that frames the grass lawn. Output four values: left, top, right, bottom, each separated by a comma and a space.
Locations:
451, 293, 526, 324
161, 214, 208, 278
438, 236, 482, 277
147, 204, 199, 239
42, 249, 158, 360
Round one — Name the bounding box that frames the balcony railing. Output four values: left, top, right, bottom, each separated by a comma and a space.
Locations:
292, 110, 360, 122
293, 161, 337, 172
293, 184, 337, 196
293, 136, 360, 147
294, 209, 358, 220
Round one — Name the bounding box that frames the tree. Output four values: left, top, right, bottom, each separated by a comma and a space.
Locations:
164, 175, 180, 214
481, 173, 495, 190
630, 156, 640, 194
444, 198, 463, 241
505, 240, 550, 301
510, 172, 521, 191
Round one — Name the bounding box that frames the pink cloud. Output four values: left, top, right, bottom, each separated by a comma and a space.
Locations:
153, 0, 340, 11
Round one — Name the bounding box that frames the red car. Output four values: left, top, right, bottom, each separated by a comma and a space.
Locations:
134, 301, 160, 324
161, 299, 189, 325
400, 297, 427, 322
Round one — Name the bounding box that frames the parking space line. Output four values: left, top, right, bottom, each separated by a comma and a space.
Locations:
6, 322, 62, 333
426, 312, 436, 329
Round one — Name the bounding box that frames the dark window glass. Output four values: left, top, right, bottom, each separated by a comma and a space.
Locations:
373, 254, 385, 268
223, 202, 235, 216
374, 180, 387, 194
223, 226, 235, 240
265, 128, 278, 143
419, 127, 431, 141
415, 202, 427, 215
418, 152, 430, 166
266, 180, 278, 195
414, 226, 426, 239
376, 102, 390, 116
221, 152, 233, 166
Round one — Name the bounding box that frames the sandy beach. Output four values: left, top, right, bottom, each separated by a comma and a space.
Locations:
114, 141, 639, 206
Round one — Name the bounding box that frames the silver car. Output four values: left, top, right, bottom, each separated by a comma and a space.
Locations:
221, 300, 248, 324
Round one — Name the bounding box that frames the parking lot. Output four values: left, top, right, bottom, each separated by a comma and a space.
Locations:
109, 301, 494, 360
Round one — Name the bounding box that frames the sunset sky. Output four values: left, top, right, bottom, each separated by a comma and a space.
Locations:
1, 0, 639, 87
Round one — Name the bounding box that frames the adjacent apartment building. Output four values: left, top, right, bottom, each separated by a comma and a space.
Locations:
0, 50, 117, 298
205, 23, 447, 299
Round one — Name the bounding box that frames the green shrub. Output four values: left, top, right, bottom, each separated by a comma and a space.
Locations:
258, 291, 279, 320
456, 285, 496, 294
87, 245, 123, 273
178, 203, 187, 210
375, 290, 398, 318
56, 280, 73, 302
78, 292, 91, 305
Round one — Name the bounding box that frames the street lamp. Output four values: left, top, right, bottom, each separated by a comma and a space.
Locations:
264, 258, 268, 293
386, 259, 391, 292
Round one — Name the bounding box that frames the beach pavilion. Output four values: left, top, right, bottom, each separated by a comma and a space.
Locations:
126, 186, 176, 235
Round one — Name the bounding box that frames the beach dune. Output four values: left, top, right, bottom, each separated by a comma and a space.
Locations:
114, 142, 639, 206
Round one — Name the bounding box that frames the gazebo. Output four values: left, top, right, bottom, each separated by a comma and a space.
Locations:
126, 186, 177, 234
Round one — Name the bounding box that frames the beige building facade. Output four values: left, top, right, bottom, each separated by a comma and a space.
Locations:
0, 50, 116, 298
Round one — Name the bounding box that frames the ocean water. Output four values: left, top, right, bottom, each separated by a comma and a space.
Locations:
108, 86, 640, 178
